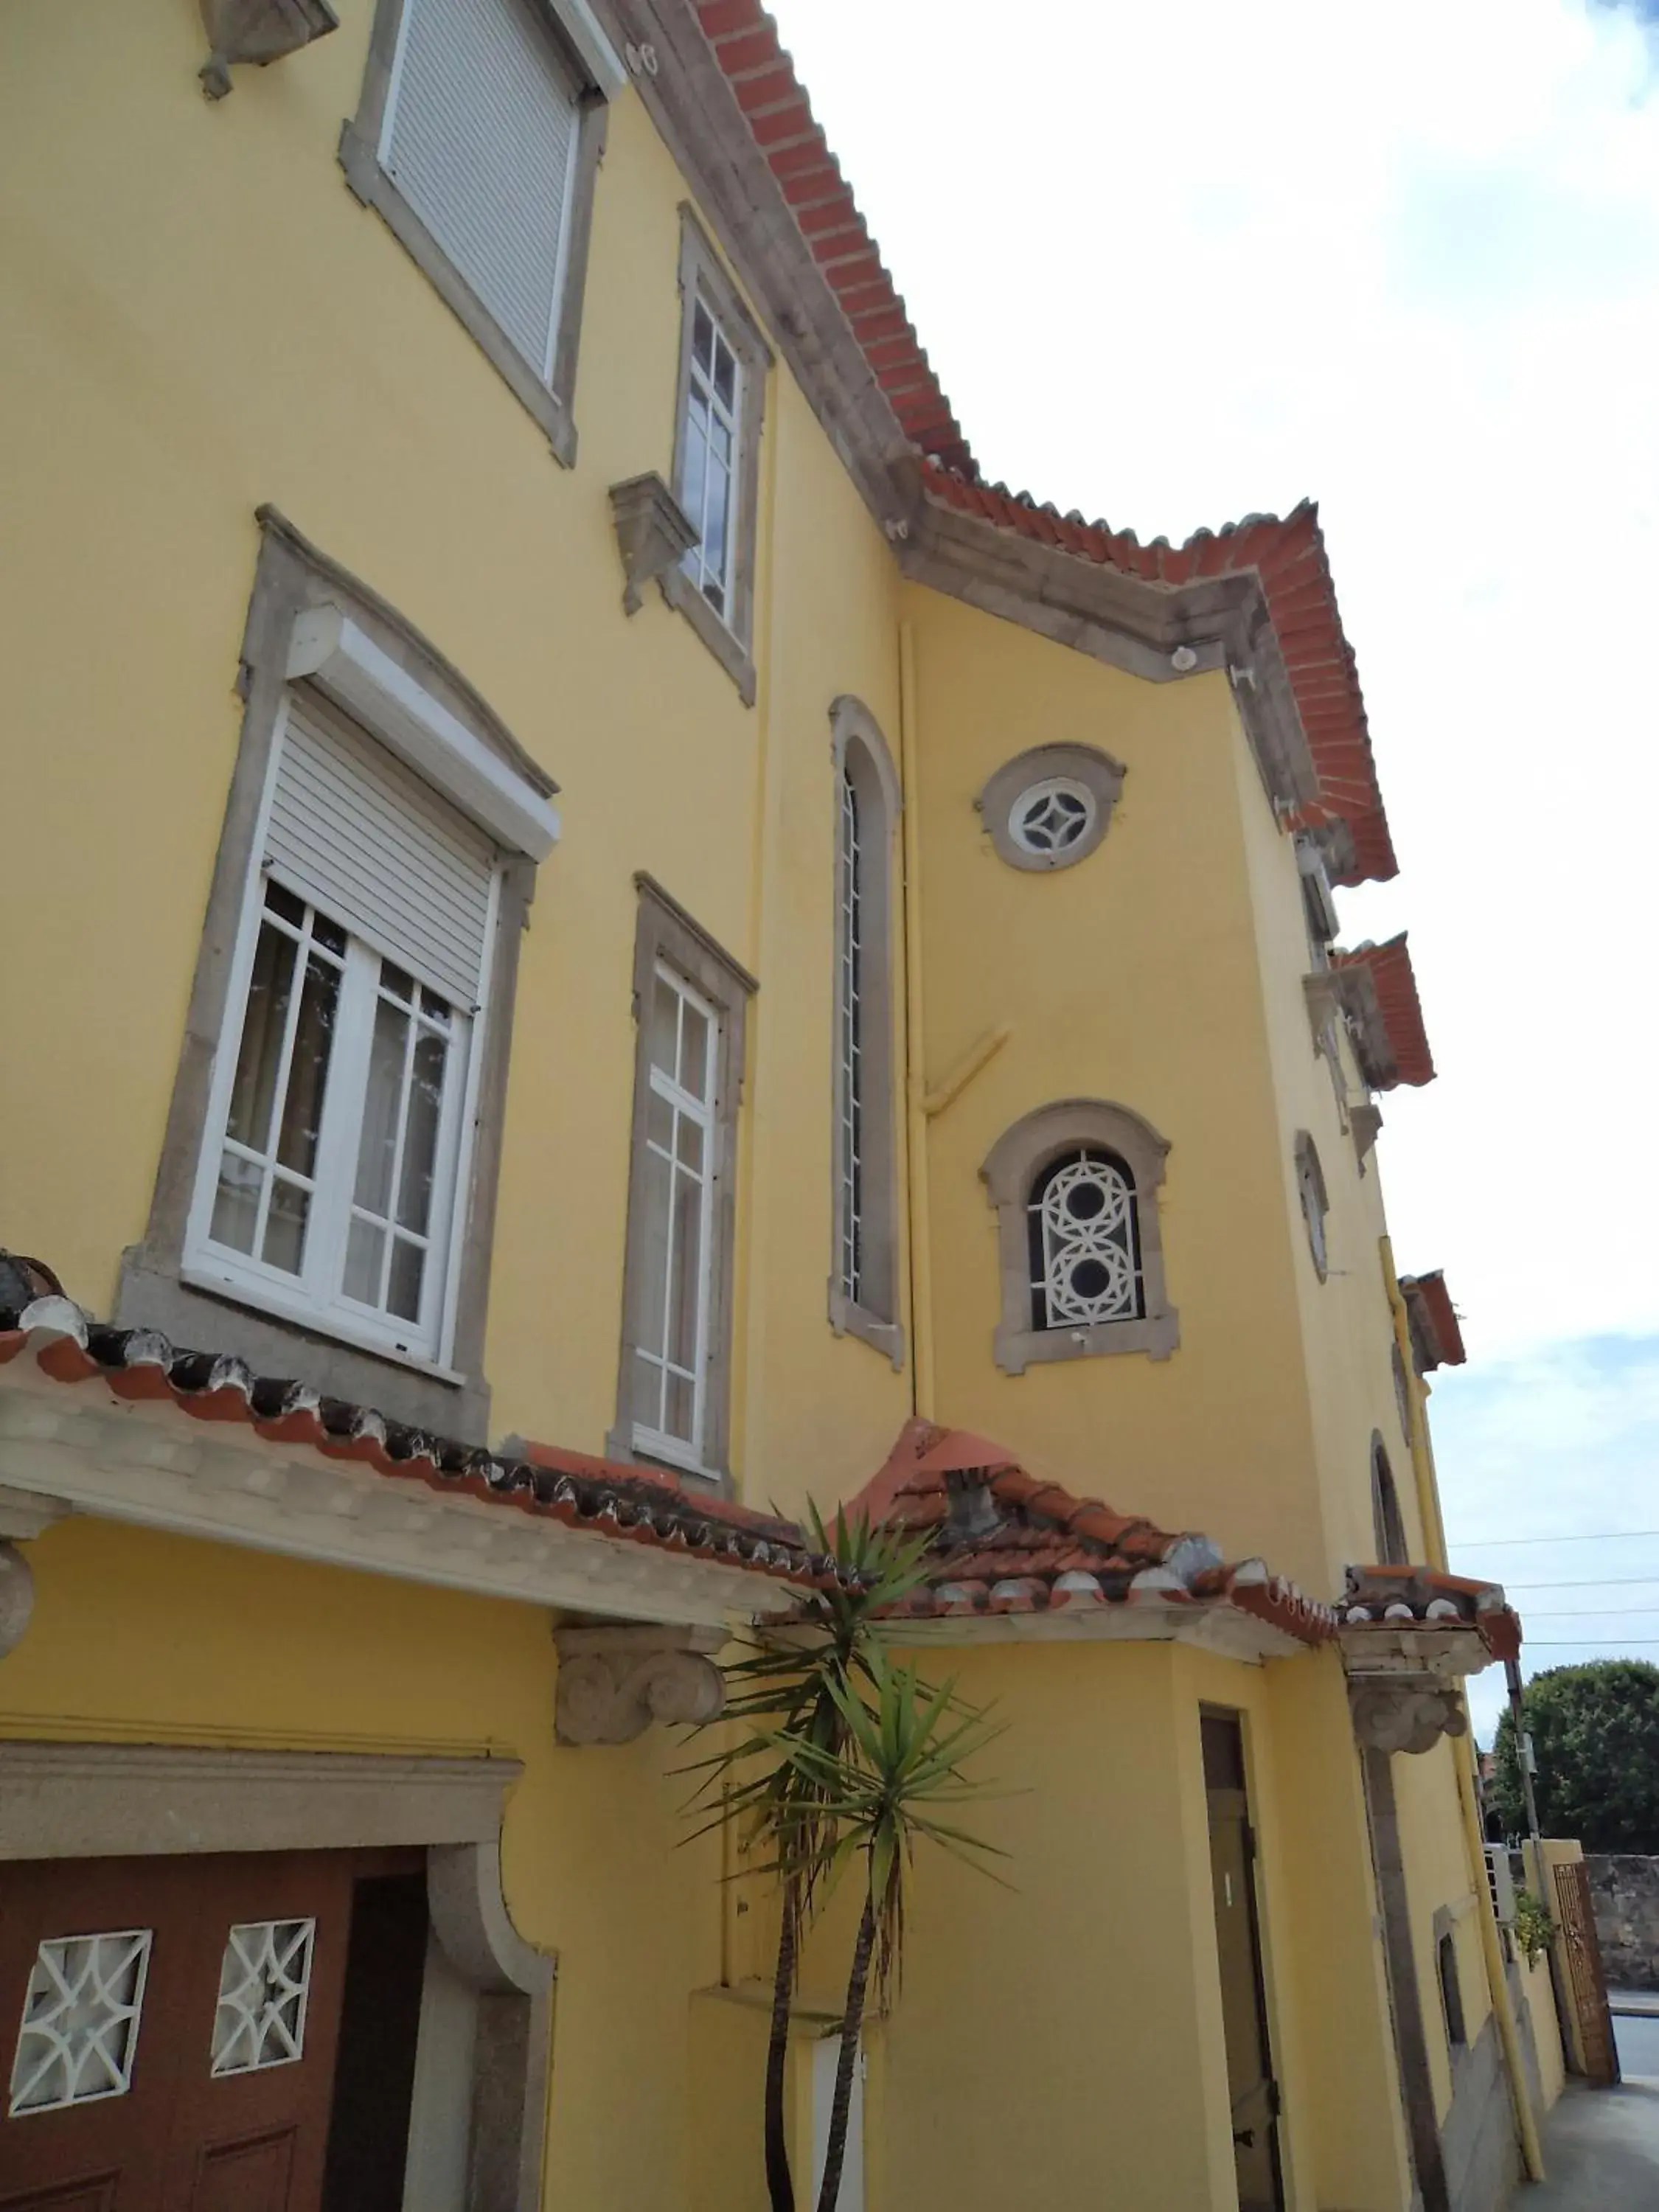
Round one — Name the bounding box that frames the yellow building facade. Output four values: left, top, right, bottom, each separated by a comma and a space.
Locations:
0, 2, 1558, 2208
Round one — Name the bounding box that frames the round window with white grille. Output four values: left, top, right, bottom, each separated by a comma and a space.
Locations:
977, 745, 1124, 872
1009, 778, 1096, 858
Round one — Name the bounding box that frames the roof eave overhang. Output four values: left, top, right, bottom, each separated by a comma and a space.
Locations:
876, 1596, 1310, 1662
1324, 964, 1398, 1091
1337, 1624, 1498, 1681
0, 1349, 794, 1633
902, 496, 1321, 823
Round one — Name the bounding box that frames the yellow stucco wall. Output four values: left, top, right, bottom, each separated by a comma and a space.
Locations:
0, 7, 1506, 2210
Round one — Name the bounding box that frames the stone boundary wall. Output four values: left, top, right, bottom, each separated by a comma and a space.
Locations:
1585, 1854, 1659, 1989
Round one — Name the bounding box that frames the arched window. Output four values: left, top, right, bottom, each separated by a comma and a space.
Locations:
982, 1101, 1178, 1372
1371, 1437, 1410, 1565
1293, 1130, 1329, 1281
828, 697, 902, 1366
1028, 1149, 1144, 1329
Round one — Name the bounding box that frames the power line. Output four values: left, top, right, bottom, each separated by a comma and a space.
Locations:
1525, 1640, 1659, 1647
1505, 1574, 1659, 1591
1527, 1608, 1659, 1618
1448, 1528, 1659, 1549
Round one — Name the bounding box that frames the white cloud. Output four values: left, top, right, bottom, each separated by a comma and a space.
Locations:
770, 0, 1659, 1362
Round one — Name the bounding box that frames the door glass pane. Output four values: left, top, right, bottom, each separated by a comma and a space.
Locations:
355, 997, 411, 1215
8, 1929, 153, 2116
634, 1346, 664, 1435
210, 1152, 262, 1256
647, 1089, 674, 1155
387, 1237, 425, 1324
261, 1177, 310, 1276
676, 1114, 703, 1175
343, 1217, 385, 1306
397, 1029, 448, 1234
225, 921, 297, 1152
273, 953, 341, 1177
668, 1166, 703, 1372
211, 1919, 316, 2076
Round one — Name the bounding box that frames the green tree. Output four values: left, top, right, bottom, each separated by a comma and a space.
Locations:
1492, 1659, 1659, 1851
779, 1648, 1005, 2212
682, 1506, 933, 2212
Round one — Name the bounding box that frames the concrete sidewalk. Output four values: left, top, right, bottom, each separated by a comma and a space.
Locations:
1514, 2078, 1659, 2206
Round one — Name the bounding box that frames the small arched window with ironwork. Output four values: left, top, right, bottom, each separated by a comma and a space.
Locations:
983, 1101, 1178, 1371
1027, 1148, 1144, 1331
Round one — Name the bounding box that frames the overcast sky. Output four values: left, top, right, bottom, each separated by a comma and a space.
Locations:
768, 0, 1659, 1738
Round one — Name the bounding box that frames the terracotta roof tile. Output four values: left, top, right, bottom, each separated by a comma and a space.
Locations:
0, 1285, 828, 1589
844, 1419, 1336, 1645
1340, 1565, 1520, 1664
1332, 934, 1435, 1087
1399, 1272, 1467, 1371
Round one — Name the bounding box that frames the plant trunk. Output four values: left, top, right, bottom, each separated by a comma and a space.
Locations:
815, 1893, 876, 2212
764, 1885, 799, 2212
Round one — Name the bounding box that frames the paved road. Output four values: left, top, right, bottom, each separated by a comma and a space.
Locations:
1523, 2076, 1659, 2206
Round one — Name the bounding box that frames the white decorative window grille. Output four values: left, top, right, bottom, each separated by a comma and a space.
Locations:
187, 698, 497, 1366
837, 768, 864, 1305
8, 1929, 153, 2117
1028, 1149, 1144, 1329
210, 1919, 316, 2077
633, 963, 719, 1468
380, 0, 583, 383
1009, 777, 1096, 858
678, 293, 742, 623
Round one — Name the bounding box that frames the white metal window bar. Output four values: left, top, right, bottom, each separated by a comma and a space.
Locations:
633, 962, 719, 1470
211, 1919, 316, 2076
678, 293, 742, 623
1028, 1149, 1144, 1329
837, 767, 864, 1305
9, 1930, 153, 2117
380, 0, 582, 383
1008, 776, 1096, 857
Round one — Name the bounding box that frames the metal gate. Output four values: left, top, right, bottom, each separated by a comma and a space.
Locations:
1552, 1858, 1621, 2087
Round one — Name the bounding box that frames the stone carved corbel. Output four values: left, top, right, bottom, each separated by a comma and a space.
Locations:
1349, 1678, 1468, 1757
554, 1624, 726, 1745
198, 0, 338, 101
608, 474, 700, 615
0, 1488, 69, 1661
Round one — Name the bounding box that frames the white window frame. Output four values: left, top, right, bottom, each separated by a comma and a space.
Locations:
181, 695, 501, 1376
630, 961, 721, 1473
678, 293, 744, 623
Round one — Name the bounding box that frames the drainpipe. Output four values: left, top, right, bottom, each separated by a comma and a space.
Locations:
1382, 1239, 1545, 2184
898, 619, 934, 1422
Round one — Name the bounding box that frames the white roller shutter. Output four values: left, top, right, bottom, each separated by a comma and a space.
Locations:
383, 0, 582, 378
266, 692, 498, 1010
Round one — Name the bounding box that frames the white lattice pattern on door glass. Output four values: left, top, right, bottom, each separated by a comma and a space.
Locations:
8, 1928, 153, 2116
210, 1919, 316, 2076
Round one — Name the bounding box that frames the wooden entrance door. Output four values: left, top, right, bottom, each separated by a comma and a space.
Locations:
0, 1851, 378, 2211
1552, 1857, 1621, 2088
1203, 1713, 1285, 2212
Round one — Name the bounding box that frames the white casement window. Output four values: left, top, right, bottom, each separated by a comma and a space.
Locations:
678, 293, 743, 624
836, 768, 864, 1306
380, 0, 583, 385
631, 963, 720, 1469
186, 693, 500, 1368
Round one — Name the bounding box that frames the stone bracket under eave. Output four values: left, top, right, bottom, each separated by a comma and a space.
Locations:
553, 1624, 726, 1745
198, 0, 338, 100
608, 473, 699, 615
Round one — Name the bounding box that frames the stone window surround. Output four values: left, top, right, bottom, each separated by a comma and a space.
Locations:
0, 1741, 552, 2212
606, 874, 755, 1486
975, 743, 1127, 873
1371, 1433, 1410, 1567
981, 1099, 1179, 1374
339, 0, 623, 471
828, 698, 905, 1371
658, 206, 773, 708
1293, 1130, 1329, 1283
117, 507, 549, 1443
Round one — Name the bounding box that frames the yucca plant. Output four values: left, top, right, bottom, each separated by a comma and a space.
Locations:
682, 1505, 933, 2212
777, 1648, 1006, 2212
